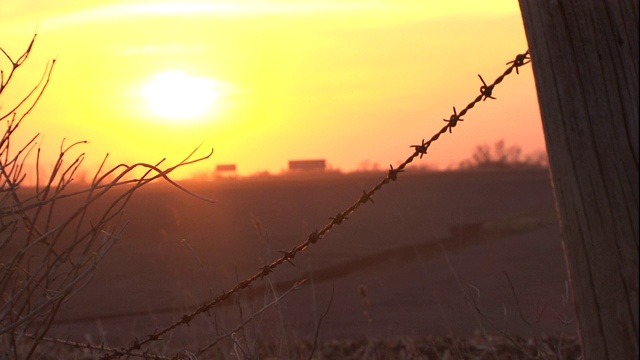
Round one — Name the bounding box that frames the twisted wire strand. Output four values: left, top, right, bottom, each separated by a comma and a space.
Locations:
98, 50, 531, 359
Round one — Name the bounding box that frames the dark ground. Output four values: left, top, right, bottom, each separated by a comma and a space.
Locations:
42, 169, 576, 358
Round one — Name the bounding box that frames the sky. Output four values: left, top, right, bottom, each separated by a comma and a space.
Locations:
0, 1, 545, 180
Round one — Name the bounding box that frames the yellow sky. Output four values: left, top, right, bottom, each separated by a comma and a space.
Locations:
0, 1, 544, 179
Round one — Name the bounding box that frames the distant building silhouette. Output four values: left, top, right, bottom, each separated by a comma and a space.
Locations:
216, 164, 236, 172
215, 164, 237, 177
288, 159, 326, 172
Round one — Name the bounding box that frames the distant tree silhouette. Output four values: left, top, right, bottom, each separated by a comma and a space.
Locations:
458, 140, 548, 170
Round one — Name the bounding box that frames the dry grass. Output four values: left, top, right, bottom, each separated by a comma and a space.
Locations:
15, 334, 582, 360
1, 37, 580, 360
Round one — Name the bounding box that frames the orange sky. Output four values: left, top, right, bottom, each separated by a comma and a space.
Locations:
0, 1, 545, 180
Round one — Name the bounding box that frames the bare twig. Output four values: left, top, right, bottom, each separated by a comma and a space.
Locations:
1, 36, 214, 359
307, 284, 334, 360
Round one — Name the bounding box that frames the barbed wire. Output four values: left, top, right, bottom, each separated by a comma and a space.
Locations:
88, 49, 531, 359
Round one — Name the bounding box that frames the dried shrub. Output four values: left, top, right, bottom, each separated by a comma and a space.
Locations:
0, 35, 212, 359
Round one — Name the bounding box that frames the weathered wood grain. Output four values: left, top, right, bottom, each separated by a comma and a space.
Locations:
519, 1, 639, 359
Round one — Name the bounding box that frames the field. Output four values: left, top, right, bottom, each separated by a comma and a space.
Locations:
42, 169, 578, 358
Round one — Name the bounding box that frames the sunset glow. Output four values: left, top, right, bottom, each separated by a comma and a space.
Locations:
0, 1, 543, 178
142, 70, 220, 121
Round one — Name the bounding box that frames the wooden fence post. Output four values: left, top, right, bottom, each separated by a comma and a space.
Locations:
518, 1, 638, 359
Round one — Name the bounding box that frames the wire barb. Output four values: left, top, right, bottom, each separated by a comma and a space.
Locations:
387, 164, 403, 181
411, 139, 429, 158
308, 230, 320, 243
443, 107, 464, 133
478, 74, 495, 101
279, 250, 296, 266
507, 50, 531, 74
259, 265, 272, 277
330, 213, 347, 225
360, 190, 375, 204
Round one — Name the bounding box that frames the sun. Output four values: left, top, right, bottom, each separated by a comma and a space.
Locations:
142, 70, 219, 121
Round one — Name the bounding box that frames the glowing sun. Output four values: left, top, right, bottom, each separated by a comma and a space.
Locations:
142, 70, 219, 120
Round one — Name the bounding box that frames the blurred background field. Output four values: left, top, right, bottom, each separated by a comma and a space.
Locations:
42, 169, 574, 353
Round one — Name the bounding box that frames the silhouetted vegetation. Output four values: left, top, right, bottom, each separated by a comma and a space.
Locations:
0, 35, 211, 359
1, 36, 577, 359
458, 140, 548, 170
